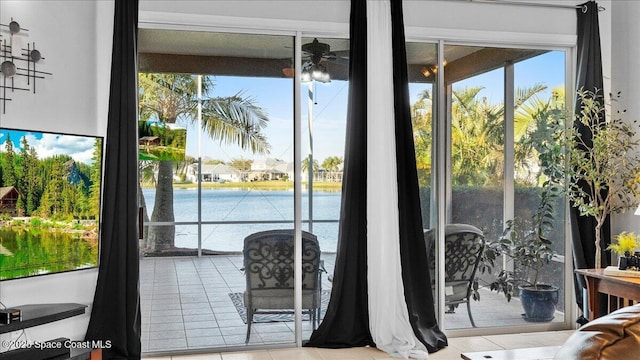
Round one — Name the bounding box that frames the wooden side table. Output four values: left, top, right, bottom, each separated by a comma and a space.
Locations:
575, 268, 640, 320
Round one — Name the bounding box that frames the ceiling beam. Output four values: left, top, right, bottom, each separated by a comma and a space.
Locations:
139, 53, 350, 81
443, 48, 547, 84
140, 48, 547, 85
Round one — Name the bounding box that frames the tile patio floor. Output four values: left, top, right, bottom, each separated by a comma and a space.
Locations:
140, 255, 565, 355
143, 330, 577, 360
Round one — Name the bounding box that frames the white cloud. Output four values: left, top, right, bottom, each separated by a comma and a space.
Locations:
29, 133, 98, 164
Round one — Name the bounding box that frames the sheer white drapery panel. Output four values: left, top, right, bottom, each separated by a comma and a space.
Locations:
366, 1, 428, 358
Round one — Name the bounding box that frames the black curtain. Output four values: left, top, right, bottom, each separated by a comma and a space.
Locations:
308, 0, 445, 351
390, 0, 447, 352
85, 0, 141, 358
306, 0, 374, 348
573, 0, 610, 321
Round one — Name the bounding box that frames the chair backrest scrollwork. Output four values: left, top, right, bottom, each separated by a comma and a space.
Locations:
425, 224, 485, 284
243, 230, 320, 291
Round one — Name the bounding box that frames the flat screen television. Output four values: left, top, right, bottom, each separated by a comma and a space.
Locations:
0, 127, 103, 281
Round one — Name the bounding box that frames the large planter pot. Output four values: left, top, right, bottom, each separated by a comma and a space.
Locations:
519, 284, 559, 322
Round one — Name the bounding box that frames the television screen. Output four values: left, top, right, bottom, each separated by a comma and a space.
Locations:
138, 120, 186, 161
0, 128, 102, 280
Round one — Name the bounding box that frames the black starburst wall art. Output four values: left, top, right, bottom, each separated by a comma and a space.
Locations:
0, 18, 52, 114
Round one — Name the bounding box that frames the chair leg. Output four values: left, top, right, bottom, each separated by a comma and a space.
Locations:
466, 299, 476, 328
245, 308, 254, 343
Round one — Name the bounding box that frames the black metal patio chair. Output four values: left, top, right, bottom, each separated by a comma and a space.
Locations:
425, 224, 485, 327
242, 229, 323, 343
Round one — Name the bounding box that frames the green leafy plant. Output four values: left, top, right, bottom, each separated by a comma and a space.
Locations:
482, 180, 560, 301
558, 89, 640, 268
478, 102, 565, 301
607, 232, 640, 257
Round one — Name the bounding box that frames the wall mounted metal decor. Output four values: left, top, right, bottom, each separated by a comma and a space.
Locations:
0, 18, 51, 114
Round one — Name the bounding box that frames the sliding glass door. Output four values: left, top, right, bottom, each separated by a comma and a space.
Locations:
137, 30, 350, 353
406, 41, 569, 332
138, 30, 299, 352
440, 43, 568, 331
300, 36, 349, 340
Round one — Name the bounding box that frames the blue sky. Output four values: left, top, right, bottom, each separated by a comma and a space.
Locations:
182, 50, 565, 164
182, 76, 348, 164
0, 128, 99, 164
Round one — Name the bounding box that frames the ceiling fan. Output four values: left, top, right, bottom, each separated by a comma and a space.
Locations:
282, 38, 348, 82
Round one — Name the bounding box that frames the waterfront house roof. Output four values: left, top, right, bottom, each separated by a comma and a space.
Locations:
202, 164, 241, 175
0, 186, 20, 215
0, 186, 19, 200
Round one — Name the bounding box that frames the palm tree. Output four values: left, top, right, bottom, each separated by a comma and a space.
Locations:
449, 85, 549, 186
139, 73, 270, 252
412, 89, 434, 187
301, 157, 320, 174
450, 86, 503, 185
513, 86, 565, 185
321, 156, 343, 182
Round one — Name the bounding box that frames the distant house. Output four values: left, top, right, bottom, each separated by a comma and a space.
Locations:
249, 158, 290, 181
0, 186, 20, 216
186, 163, 242, 183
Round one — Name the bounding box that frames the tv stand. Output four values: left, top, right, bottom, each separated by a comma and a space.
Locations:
0, 303, 86, 334
0, 303, 98, 359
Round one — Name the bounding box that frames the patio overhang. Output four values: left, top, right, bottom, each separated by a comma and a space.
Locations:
138, 29, 547, 84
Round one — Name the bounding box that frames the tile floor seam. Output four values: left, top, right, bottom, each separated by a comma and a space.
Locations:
141, 256, 569, 355
480, 335, 509, 349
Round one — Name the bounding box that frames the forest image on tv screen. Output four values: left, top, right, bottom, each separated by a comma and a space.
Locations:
0, 128, 102, 280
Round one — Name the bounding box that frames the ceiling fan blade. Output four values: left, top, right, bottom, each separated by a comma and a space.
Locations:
324, 57, 349, 66
302, 38, 330, 56
331, 49, 350, 58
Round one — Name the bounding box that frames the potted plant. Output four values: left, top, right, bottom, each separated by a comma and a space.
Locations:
559, 89, 640, 269
478, 105, 566, 321
607, 232, 640, 270
482, 178, 562, 322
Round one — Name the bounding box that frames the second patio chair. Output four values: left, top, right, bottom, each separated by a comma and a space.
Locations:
425, 224, 485, 328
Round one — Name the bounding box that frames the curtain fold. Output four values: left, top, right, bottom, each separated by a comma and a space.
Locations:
366, 1, 425, 357
572, 0, 610, 321
306, 0, 374, 348
85, 0, 141, 358
390, 0, 447, 352
308, 0, 445, 356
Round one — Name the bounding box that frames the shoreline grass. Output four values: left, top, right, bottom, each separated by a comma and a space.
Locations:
142, 180, 342, 191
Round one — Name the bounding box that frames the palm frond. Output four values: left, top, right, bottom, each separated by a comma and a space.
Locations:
202, 91, 271, 154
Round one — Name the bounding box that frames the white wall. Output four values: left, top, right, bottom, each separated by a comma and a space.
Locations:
0, 0, 110, 134
0, 0, 112, 347
139, 0, 578, 46
610, 0, 640, 236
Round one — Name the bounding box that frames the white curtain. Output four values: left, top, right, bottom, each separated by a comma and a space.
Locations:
366, 1, 429, 358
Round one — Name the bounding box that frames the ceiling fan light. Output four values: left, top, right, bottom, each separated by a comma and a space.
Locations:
311, 68, 323, 81
319, 71, 331, 83
301, 70, 312, 83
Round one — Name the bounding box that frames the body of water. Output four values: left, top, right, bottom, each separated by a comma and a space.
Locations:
142, 188, 342, 252
0, 227, 98, 280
